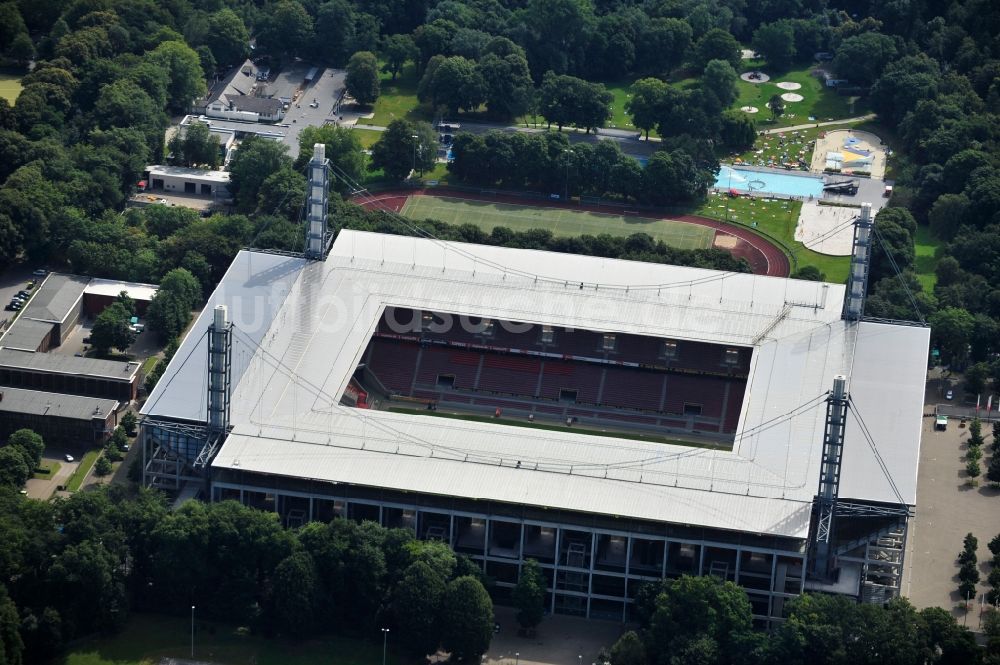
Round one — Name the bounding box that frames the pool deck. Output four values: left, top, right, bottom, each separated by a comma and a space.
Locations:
716, 162, 893, 258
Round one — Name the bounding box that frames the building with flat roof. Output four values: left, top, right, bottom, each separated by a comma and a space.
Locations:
0, 386, 118, 447
144, 165, 231, 200
141, 225, 927, 625
0, 273, 154, 402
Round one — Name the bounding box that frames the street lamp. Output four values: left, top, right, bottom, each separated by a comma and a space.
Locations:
516, 652, 519, 665
381, 627, 390, 665
190, 605, 195, 659
411, 135, 419, 177
564, 149, 574, 201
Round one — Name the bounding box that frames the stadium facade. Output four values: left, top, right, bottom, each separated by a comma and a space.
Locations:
141, 219, 927, 626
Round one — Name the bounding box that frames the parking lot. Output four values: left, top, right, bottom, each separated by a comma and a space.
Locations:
278, 66, 345, 152
904, 381, 1000, 626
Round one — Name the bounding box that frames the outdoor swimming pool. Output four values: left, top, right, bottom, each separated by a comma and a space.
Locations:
715, 165, 824, 198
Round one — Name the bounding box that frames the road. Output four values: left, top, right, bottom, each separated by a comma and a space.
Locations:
352, 119, 659, 160
759, 114, 877, 135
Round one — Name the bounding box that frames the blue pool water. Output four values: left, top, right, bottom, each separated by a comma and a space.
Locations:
715, 165, 823, 198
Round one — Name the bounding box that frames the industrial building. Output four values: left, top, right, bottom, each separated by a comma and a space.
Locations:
140, 147, 927, 625
0, 386, 118, 448
0, 273, 153, 402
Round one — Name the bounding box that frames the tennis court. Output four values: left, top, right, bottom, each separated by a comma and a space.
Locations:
400, 195, 716, 250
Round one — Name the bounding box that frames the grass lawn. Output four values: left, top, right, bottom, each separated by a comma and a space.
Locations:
140, 356, 158, 375
353, 127, 384, 148
387, 407, 722, 449
34, 460, 61, 480
65, 449, 101, 492
691, 192, 850, 282
734, 63, 868, 130
368, 64, 424, 127
602, 80, 649, 135
913, 224, 941, 292
52, 613, 390, 665
0, 72, 22, 102
724, 121, 866, 167
401, 195, 716, 249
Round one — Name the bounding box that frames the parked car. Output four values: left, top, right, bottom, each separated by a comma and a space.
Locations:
32, 269, 47, 277
5, 302, 19, 311
64, 454, 74, 462
16, 290, 29, 299
946, 389, 954, 400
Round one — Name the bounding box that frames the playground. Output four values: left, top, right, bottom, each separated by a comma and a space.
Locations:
811, 129, 887, 179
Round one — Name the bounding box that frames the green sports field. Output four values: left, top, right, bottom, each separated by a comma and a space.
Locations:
400, 195, 716, 250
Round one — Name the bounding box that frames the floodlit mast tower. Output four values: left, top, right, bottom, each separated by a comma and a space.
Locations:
809, 374, 849, 579
304, 143, 330, 260
842, 202, 873, 321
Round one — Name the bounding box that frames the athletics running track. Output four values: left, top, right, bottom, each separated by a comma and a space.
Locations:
350, 189, 790, 277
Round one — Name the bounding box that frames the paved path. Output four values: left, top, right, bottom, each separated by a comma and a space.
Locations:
759, 114, 876, 135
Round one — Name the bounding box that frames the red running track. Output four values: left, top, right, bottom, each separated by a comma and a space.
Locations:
350, 189, 790, 277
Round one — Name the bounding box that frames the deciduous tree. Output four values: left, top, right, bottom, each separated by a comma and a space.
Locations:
345, 51, 381, 106
440, 576, 493, 660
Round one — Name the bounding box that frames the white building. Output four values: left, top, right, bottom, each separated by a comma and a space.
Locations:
144, 165, 231, 199
141, 230, 928, 625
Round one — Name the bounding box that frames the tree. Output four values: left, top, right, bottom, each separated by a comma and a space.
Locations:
258, 167, 307, 220
0, 584, 23, 665
929, 307, 975, 367
206, 9, 249, 67
8, 32, 35, 67
427, 56, 485, 115
752, 21, 796, 69
95, 455, 113, 476
639, 18, 691, 76
440, 576, 493, 660
626, 78, 667, 140
642, 150, 713, 204
345, 51, 380, 106
146, 293, 190, 342
478, 53, 534, 120
228, 136, 292, 212
159, 268, 202, 311
295, 125, 365, 193
701, 59, 739, 113
381, 34, 417, 80
693, 28, 741, 72
258, 1, 313, 58
609, 631, 645, 665
271, 551, 319, 636
538, 72, 611, 133
7, 429, 44, 471
512, 559, 545, 632
146, 41, 206, 113
121, 411, 138, 436
768, 94, 785, 119
394, 560, 446, 656
720, 110, 757, 150
314, 0, 357, 66
370, 119, 437, 181
0, 446, 30, 488
928, 193, 970, 241
90, 302, 136, 354
168, 121, 220, 169
833, 32, 898, 87
959, 533, 980, 597
645, 576, 752, 664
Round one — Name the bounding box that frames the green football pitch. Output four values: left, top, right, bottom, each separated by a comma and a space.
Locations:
399, 195, 716, 250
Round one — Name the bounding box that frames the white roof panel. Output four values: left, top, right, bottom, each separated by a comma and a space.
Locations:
165, 230, 927, 538
141, 250, 307, 422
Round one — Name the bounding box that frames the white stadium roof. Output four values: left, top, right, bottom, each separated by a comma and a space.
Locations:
145, 230, 928, 539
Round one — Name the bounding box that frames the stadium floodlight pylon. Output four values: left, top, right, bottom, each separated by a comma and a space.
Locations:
809, 374, 848, 580
842, 202, 873, 321
304, 143, 330, 260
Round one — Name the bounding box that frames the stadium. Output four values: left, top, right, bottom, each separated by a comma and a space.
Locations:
140, 148, 928, 626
